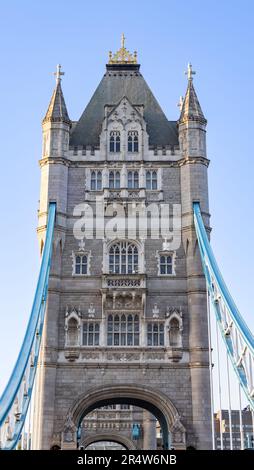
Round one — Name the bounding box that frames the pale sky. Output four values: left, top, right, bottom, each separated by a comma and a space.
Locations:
0, 0, 253, 412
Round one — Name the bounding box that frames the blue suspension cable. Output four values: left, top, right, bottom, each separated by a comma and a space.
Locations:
0, 203, 56, 450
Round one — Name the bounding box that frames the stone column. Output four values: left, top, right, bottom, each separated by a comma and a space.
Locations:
142, 411, 157, 450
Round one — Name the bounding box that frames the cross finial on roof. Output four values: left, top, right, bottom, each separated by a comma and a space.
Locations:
108, 35, 137, 64
185, 62, 196, 81
121, 33, 126, 49
54, 64, 64, 84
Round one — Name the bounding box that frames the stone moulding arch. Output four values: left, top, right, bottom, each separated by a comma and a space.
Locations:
82, 433, 136, 450
63, 384, 186, 450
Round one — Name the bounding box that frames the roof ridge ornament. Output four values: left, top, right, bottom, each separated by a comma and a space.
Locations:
185, 62, 196, 81
108, 34, 137, 64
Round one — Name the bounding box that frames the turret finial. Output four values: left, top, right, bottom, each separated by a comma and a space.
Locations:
185, 62, 196, 81
121, 33, 126, 49
108, 34, 137, 64
54, 64, 65, 84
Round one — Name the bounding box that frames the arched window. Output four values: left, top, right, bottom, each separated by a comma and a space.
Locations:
146, 170, 157, 190
75, 255, 87, 275
128, 131, 139, 153
67, 318, 79, 346
110, 131, 121, 153
128, 170, 139, 189
160, 255, 172, 275
91, 170, 102, 190
83, 322, 100, 346
169, 318, 180, 347
109, 171, 120, 189
109, 241, 139, 274
107, 313, 139, 346
91, 171, 96, 190
147, 322, 164, 346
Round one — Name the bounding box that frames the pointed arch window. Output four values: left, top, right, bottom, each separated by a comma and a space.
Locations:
110, 131, 121, 153
128, 131, 139, 153
146, 170, 157, 190
107, 313, 139, 346
109, 171, 120, 189
127, 170, 139, 189
109, 241, 139, 274
91, 170, 102, 190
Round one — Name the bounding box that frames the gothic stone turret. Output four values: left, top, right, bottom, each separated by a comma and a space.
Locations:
179, 63, 211, 449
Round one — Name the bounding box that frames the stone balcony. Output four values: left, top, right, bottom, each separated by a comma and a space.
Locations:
84, 188, 163, 202
62, 347, 185, 364
102, 274, 146, 289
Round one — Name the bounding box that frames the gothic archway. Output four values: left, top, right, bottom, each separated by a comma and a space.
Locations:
61, 384, 186, 450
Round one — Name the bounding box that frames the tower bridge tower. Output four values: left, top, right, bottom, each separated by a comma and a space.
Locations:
33, 39, 212, 450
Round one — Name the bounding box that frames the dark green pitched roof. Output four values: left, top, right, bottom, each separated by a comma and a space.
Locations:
70, 64, 178, 147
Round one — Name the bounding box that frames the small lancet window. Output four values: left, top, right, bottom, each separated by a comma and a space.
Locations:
128, 131, 139, 153
146, 170, 157, 190
128, 171, 139, 189
110, 131, 121, 153
109, 171, 120, 189
91, 170, 102, 190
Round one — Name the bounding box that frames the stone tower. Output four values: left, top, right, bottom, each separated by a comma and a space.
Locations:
33, 40, 212, 450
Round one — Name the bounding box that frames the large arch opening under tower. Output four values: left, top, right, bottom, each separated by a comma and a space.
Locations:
61, 384, 186, 450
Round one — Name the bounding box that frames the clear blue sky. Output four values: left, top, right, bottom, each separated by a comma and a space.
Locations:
0, 0, 253, 410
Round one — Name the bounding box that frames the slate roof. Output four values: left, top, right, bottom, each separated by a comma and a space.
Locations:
179, 79, 206, 124
70, 64, 178, 147
43, 81, 71, 124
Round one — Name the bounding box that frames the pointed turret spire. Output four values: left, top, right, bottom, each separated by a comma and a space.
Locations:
179, 63, 206, 125
43, 65, 71, 124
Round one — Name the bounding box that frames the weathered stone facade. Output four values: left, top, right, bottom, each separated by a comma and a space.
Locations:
32, 46, 212, 449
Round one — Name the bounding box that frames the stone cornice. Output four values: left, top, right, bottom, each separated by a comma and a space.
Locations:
178, 156, 210, 167
38, 156, 210, 169
39, 157, 70, 168
43, 362, 192, 369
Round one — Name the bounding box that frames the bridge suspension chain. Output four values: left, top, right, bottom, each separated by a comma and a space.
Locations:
0, 203, 56, 450
193, 202, 254, 413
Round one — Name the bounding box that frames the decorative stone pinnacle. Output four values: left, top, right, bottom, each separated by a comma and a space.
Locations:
108, 34, 137, 64
54, 64, 64, 84
177, 96, 184, 111
185, 62, 196, 81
